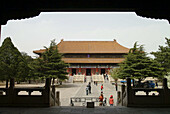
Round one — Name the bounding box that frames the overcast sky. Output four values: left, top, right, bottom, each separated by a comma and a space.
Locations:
1, 12, 170, 58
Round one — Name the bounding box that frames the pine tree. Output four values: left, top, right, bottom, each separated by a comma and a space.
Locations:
0, 37, 28, 87
118, 42, 165, 82
21, 52, 34, 83
151, 38, 170, 74
34, 39, 68, 85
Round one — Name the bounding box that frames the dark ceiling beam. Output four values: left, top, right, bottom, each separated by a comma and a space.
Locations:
0, 0, 169, 25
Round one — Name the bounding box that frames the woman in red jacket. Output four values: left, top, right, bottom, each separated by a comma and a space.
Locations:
99, 93, 103, 106
109, 95, 114, 106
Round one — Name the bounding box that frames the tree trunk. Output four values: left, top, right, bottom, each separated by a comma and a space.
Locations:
138, 78, 141, 87
9, 78, 15, 89
6, 79, 8, 88
45, 78, 51, 89
52, 78, 55, 85
29, 79, 31, 84
132, 79, 135, 87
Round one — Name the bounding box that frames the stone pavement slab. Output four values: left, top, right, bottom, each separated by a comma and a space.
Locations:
0, 106, 170, 114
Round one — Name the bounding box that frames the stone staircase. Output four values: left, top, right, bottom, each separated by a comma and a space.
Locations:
73, 75, 85, 83
92, 75, 104, 83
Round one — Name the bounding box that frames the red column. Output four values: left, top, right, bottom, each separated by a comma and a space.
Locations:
79, 68, 81, 73
67, 68, 69, 76
96, 68, 98, 72
108, 68, 110, 74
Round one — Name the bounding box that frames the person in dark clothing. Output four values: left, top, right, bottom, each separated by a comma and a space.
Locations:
115, 83, 118, 91
88, 82, 91, 94
155, 81, 158, 87
106, 74, 108, 80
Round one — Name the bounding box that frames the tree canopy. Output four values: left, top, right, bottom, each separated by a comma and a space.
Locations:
110, 68, 120, 82
33, 39, 68, 83
0, 37, 29, 83
151, 38, 170, 74
117, 42, 165, 80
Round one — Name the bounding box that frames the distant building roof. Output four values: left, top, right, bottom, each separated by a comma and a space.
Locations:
33, 39, 129, 54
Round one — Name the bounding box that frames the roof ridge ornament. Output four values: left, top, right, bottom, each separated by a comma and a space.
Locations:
113, 39, 116, 42
61, 39, 64, 42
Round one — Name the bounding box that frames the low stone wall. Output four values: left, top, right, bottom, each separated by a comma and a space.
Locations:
0, 78, 57, 107
125, 78, 170, 107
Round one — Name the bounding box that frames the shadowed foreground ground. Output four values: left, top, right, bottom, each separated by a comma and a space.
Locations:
0, 106, 170, 114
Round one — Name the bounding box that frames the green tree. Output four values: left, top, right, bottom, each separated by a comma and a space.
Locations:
32, 58, 46, 80
118, 42, 165, 83
151, 38, 170, 74
34, 39, 68, 85
110, 68, 120, 82
21, 52, 34, 83
0, 37, 28, 88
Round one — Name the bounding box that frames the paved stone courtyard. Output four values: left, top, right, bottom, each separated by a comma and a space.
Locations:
57, 76, 118, 106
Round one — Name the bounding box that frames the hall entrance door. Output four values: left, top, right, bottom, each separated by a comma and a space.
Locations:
86, 69, 91, 76
101, 69, 105, 75
72, 69, 76, 76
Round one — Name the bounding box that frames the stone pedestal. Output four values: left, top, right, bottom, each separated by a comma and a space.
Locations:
87, 102, 94, 108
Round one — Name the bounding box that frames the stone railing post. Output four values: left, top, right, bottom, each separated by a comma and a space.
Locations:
56, 91, 60, 106
8, 78, 15, 105
126, 78, 132, 106
163, 78, 169, 105
121, 84, 125, 106
51, 85, 56, 106
117, 91, 121, 106
163, 78, 168, 89
44, 78, 51, 106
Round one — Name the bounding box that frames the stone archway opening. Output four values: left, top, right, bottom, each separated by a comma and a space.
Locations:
0, 10, 170, 108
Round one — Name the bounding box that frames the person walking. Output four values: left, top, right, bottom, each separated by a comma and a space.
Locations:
84, 77, 86, 82
155, 81, 158, 87
106, 74, 108, 80
86, 85, 89, 95
96, 81, 98, 86
101, 84, 103, 92
109, 95, 114, 106
88, 82, 91, 94
115, 83, 118, 91
99, 93, 104, 106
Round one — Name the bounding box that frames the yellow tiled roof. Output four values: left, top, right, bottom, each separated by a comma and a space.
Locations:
33, 39, 129, 54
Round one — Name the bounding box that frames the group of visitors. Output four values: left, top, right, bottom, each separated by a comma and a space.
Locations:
94, 81, 98, 86
86, 82, 91, 95
86, 82, 114, 106
99, 84, 114, 106
99, 93, 114, 106
103, 74, 108, 80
